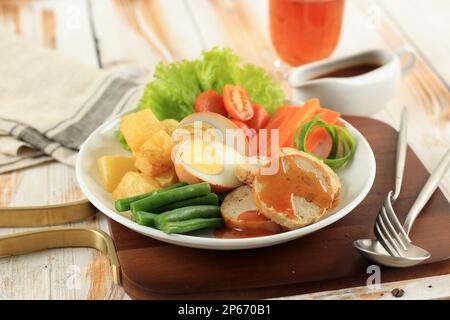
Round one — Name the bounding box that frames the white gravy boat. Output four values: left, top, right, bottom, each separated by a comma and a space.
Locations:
288, 47, 416, 116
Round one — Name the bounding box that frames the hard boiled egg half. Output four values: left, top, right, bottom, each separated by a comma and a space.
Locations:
174, 112, 249, 156
173, 139, 244, 193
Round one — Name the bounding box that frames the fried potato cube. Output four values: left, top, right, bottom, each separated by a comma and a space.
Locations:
97, 155, 137, 192
161, 119, 179, 137
112, 172, 160, 201
153, 166, 179, 188
120, 109, 163, 152
134, 130, 174, 176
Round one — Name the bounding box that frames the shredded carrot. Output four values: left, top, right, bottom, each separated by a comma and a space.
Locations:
260, 99, 320, 156
265, 105, 297, 130
282, 99, 320, 147
314, 107, 340, 123
261, 105, 297, 156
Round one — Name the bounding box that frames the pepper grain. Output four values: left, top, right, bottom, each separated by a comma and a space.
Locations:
391, 288, 404, 298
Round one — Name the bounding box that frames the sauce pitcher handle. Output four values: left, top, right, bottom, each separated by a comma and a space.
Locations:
395, 46, 416, 76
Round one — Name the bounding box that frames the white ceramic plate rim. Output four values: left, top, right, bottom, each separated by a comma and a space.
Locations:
76, 115, 376, 250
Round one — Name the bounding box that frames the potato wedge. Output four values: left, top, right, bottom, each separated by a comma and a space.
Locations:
161, 119, 179, 137
134, 130, 174, 176
112, 172, 160, 201
120, 109, 163, 152
97, 155, 137, 192
153, 166, 179, 187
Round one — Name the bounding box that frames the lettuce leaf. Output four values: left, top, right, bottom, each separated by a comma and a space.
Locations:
139, 47, 285, 120
116, 130, 131, 152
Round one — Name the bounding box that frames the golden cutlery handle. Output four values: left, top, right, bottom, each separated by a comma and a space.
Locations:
0, 199, 97, 227
0, 227, 121, 285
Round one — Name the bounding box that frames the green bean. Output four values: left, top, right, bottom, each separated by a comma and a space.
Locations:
114, 182, 187, 212
152, 193, 218, 213
154, 205, 220, 228
130, 182, 211, 214
134, 211, 158, 227
159, 218, 224, 234
216, 193, 227, 205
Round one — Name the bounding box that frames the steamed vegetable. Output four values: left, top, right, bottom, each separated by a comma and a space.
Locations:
261, 99, 320, 155
282, 99, 320, 146
217, 193, 227, 205
97, 155, 137, 192
115, 182, 187, 211
130, 182, 211, 213
134, 211, 158, 227
159, 218, 224, 234
152, 193, 218, 213
154, 205, 221, 228
138, 47, 285, 120
134, 204, 223, 234
294, 115, 357, 170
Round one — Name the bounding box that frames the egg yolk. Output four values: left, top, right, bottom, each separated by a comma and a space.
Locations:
181, 141, 224, 175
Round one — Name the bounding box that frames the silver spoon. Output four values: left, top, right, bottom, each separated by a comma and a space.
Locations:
354, 148, 450, 267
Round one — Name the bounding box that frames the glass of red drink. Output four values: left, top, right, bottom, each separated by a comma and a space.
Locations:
270, 0, 345, 67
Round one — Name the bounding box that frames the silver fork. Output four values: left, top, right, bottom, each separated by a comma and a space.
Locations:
373, 108, 409, 257
374, 148, 450, 257
374, 190, 410, 257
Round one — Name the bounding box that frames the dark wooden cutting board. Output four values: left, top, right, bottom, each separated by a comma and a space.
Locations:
107, 116, 450, 300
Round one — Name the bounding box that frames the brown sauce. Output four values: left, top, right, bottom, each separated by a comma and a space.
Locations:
256, 155, 333, 219
238, 210, 271, 222
311, 63, 381, 79
215, 211, 279, 239
214, 228, 276, 239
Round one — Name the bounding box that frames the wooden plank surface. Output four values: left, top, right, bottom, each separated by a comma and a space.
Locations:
0, 0, 448, 300
109, 117, 450, 299
0, 0, 124, 300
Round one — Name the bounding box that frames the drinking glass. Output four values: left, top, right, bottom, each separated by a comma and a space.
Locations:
270, 0, 345, 67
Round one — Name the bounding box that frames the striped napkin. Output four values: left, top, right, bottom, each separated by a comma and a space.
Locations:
0, 32, 145, 174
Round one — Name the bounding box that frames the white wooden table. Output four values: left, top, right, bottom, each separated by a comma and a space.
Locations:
0, 0, 449, 300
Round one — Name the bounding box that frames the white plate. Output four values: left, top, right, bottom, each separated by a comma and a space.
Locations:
76, 115, 376, 250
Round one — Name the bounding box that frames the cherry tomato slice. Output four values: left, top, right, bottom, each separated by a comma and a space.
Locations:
194, 90, 228, 116
232, 119, 250, 134
223, 84, 254, 121
232, 119, 256, 138
246, 104, 269, 130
